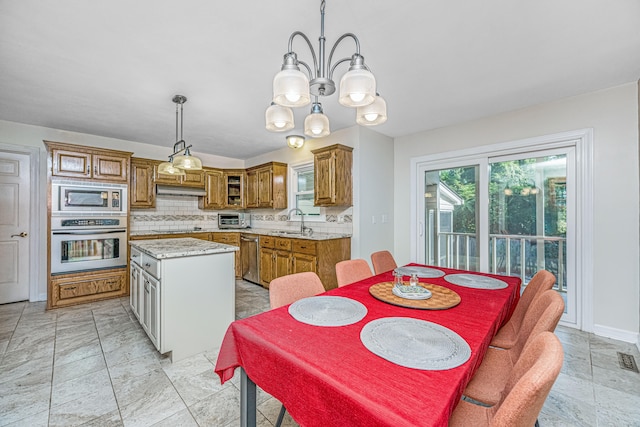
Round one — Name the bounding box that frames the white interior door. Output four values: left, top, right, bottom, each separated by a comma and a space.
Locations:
0, 151, 30, 303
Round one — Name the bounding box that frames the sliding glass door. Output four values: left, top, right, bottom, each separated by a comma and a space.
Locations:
416, 145, 577, 324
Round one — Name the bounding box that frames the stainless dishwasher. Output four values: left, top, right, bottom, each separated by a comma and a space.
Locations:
240, 234, 260, 284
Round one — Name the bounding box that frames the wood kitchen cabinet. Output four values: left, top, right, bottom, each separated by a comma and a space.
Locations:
211, 232, 241, 278
45, 141, 131, 183
49, 267, 128, 309
130, 158, 156, 208
245, 162, 288, 209
259, 235, 350, 290
199, 168, 225, 210
311, 144, 353, 207
224, 170, 245, 208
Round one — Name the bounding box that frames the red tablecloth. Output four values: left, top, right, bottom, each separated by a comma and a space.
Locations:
215, 265, 520, 427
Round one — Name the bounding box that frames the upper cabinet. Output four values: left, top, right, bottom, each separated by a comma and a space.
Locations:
46, 141, 131, 183
311, 144, 353, 207
224, 170, 245, 208
199, 168, 225, 210
246, 162, 287, 209
130, 158, 156, 208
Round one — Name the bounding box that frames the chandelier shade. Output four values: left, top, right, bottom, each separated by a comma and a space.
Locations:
356, 94, 387, 126
273, 67, 311, 107
265, 103, 295, 132
265, 0, 386, 142
304, 103, 330, 138
338, 66, 377, 107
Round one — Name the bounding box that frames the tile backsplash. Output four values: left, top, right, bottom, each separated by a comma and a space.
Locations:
130, 194, 352, 235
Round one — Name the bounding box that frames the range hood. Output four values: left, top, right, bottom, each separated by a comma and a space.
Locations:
156, 184, 206, 197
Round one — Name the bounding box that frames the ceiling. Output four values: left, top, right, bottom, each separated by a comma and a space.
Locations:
1, 1, 639, 160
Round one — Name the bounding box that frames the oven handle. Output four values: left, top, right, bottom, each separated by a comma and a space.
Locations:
52, 229, 126, 235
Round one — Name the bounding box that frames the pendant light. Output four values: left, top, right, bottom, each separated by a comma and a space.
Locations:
158, 95, 202, 175
265, 0, 387, 141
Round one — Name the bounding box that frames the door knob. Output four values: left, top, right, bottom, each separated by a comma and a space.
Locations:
11, 232, 28, 238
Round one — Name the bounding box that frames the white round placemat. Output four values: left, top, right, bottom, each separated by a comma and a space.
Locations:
394, 266, 445, 278
444, 273, 508, 290
288, 296, 368, 327
360, 317, 471, 370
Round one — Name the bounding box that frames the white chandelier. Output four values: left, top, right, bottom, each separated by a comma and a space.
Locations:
265, 0, 387, 139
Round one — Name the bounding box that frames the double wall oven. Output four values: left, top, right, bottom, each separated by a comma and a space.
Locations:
50, 182, 128, 274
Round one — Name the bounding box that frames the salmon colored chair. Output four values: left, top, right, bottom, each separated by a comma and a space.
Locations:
268, 271, 326, 426
269, 272, 326, 309
449, 332, 564, 427
335, 259, 373, 287
462, 290, 564, 406
491, 270, 556, 349
370, 250, 398, 275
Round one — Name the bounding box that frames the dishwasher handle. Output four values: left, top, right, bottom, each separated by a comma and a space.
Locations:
240, 236, 259, 243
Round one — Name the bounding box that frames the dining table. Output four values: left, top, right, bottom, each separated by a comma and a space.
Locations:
214, 264, 521, 427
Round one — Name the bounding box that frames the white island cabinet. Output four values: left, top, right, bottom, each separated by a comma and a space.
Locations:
129, 237, 238, 362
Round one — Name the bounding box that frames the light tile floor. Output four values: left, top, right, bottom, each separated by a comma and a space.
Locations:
1, 280, 639, 426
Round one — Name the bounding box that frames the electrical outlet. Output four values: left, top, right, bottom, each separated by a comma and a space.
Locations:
371, 215, 376, 224
381, 214, 388, 223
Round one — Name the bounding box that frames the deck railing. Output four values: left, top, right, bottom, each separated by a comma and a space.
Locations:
434, 232, 566, 292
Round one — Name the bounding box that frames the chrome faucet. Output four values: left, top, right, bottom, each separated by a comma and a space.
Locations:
288, 208, 309, 235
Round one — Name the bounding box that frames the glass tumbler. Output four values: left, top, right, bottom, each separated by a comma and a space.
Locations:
409, 273, 419, 287
393, 271, 404, 286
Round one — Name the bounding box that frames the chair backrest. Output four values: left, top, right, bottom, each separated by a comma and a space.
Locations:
370, 250, 398, 275
269, 272, 326, 309
335, 259, 373, 287
509, 290, 564, 362
491, 332, 564, 426
511, 270, 556, 331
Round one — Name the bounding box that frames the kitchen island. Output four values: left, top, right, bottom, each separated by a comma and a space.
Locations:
129, 237, 238, 362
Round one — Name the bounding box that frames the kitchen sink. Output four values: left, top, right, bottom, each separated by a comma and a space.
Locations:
273, 231, 302, 236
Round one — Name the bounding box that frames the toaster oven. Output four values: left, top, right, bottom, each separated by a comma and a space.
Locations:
218, 213, 250, 229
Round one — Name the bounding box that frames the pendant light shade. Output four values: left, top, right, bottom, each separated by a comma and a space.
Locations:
265, 103, 295, 132
304, 103, 330, 138
356, 94, 387, 126
157, 161, 186, 176
172, 147, 202, 170
338, 67, 376, 107
273, 68, 311, 107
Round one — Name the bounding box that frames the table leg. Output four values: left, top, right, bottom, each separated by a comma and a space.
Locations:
240, 368, 257, 427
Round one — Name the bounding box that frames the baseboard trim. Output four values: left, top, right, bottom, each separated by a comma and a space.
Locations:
592, 324, 640, 346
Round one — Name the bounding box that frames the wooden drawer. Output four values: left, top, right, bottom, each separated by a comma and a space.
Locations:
212, 232, 240, 246
260, 236, 275, 249
292, 239, 317, 255
275, 237, 291, 251
54, 269, 126, 301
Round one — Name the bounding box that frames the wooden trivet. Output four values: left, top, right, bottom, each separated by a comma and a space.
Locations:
369, 282, 461, 310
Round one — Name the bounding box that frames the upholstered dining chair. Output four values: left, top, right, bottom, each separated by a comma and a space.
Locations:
491, 269, 556, 350
462, 289, 564, 406
449, 332, 564, 427
370, 250, 398, 275
335, 259, 373, 287
268, 271, 326, 426
269, 271, 326, 309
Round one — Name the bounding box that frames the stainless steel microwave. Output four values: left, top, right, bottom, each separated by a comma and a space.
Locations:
52, 182, 127, 214
218, 213, 250, 229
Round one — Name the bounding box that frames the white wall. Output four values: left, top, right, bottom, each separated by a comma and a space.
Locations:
394, 83, 640, 338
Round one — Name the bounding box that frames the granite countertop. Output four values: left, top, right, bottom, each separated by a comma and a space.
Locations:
130, 228, 351, 241
130, 238, 239, 259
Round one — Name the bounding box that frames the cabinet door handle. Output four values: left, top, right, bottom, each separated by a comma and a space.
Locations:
87, 165, 90, 174
94, 165, 97, 174
66, 286, 76, 290
144, 263, 151, 268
